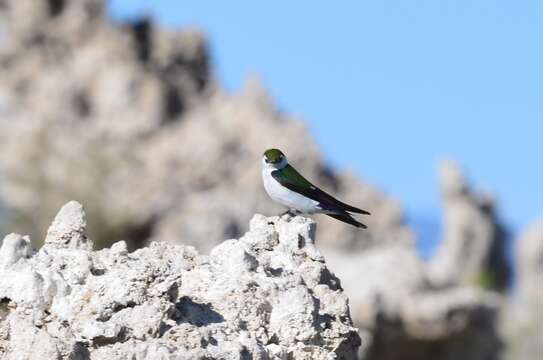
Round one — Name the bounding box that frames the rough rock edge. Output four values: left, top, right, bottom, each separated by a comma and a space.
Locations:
0, 201, 361, 360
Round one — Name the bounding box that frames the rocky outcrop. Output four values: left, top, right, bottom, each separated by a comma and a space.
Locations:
0, 1, 515, 360
326, 243, 502, 360
0, 0, 410, 252
429, 160, 511, 291
0, 202, 360, 359
501, 218, 543, 360
317, 161, 507, 359
515, 219, 543, 305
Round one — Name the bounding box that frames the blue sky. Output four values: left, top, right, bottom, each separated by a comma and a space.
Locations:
109, 1, 543, 254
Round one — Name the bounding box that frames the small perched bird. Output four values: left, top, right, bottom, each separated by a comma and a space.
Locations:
261, 148, 370, 228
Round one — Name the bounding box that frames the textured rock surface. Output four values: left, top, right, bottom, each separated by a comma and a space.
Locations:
319, 161, 507, 359
429, 160, 510, 291
0, 202, 360, 359
502, 219, 543, 360
0, 0, 411, 252
515, 219, 543, 305
326, 245, 502, 360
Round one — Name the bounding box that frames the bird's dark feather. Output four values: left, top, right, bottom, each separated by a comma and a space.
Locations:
326, 213, 367, 228
271, 165, 371, 215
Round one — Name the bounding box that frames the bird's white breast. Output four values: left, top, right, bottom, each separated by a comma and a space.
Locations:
262, 168, 321, 213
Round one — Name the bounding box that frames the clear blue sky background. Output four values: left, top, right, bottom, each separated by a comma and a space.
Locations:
109, 1, 543, 256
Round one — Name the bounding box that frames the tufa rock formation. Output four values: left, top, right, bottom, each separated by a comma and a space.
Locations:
326, 236, 503, 360
0, 0, 410, 252
515, 219, 543, 306
502, 219, 543, 360
429, 160, 511, 291
322, 160, 508, 359
0, 201, 360, 359
0, 1, 518, 359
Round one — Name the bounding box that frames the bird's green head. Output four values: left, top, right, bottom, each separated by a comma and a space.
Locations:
263, 148, 286, 166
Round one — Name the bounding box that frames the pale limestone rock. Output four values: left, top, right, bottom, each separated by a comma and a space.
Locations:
401, 288, 501, 340
0, 203, 360, 359
515, 219, 543, 305
0, 233, 32, 268
45, 200, 92, 250
501, 218, 543, 360
325, 240, 502, 360
429, 160, 510, 291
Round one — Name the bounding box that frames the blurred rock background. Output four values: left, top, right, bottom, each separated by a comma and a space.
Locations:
0, 1, 540, 359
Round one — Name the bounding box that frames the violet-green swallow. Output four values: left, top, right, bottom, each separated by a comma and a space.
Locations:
262, 148, 370, 228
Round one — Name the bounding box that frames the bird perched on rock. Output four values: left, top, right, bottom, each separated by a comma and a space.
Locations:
261, 148, 370, 228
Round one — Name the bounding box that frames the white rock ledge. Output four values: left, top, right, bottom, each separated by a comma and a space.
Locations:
0, 202, 360, 359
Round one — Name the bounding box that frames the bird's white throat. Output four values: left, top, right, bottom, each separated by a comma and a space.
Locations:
261, 158, 321, 214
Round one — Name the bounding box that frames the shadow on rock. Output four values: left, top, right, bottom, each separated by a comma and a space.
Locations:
172, 297, 224, 327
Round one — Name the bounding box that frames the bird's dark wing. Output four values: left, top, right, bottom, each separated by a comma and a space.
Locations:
271, 165, 371, 215
326, 213, 367, 228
